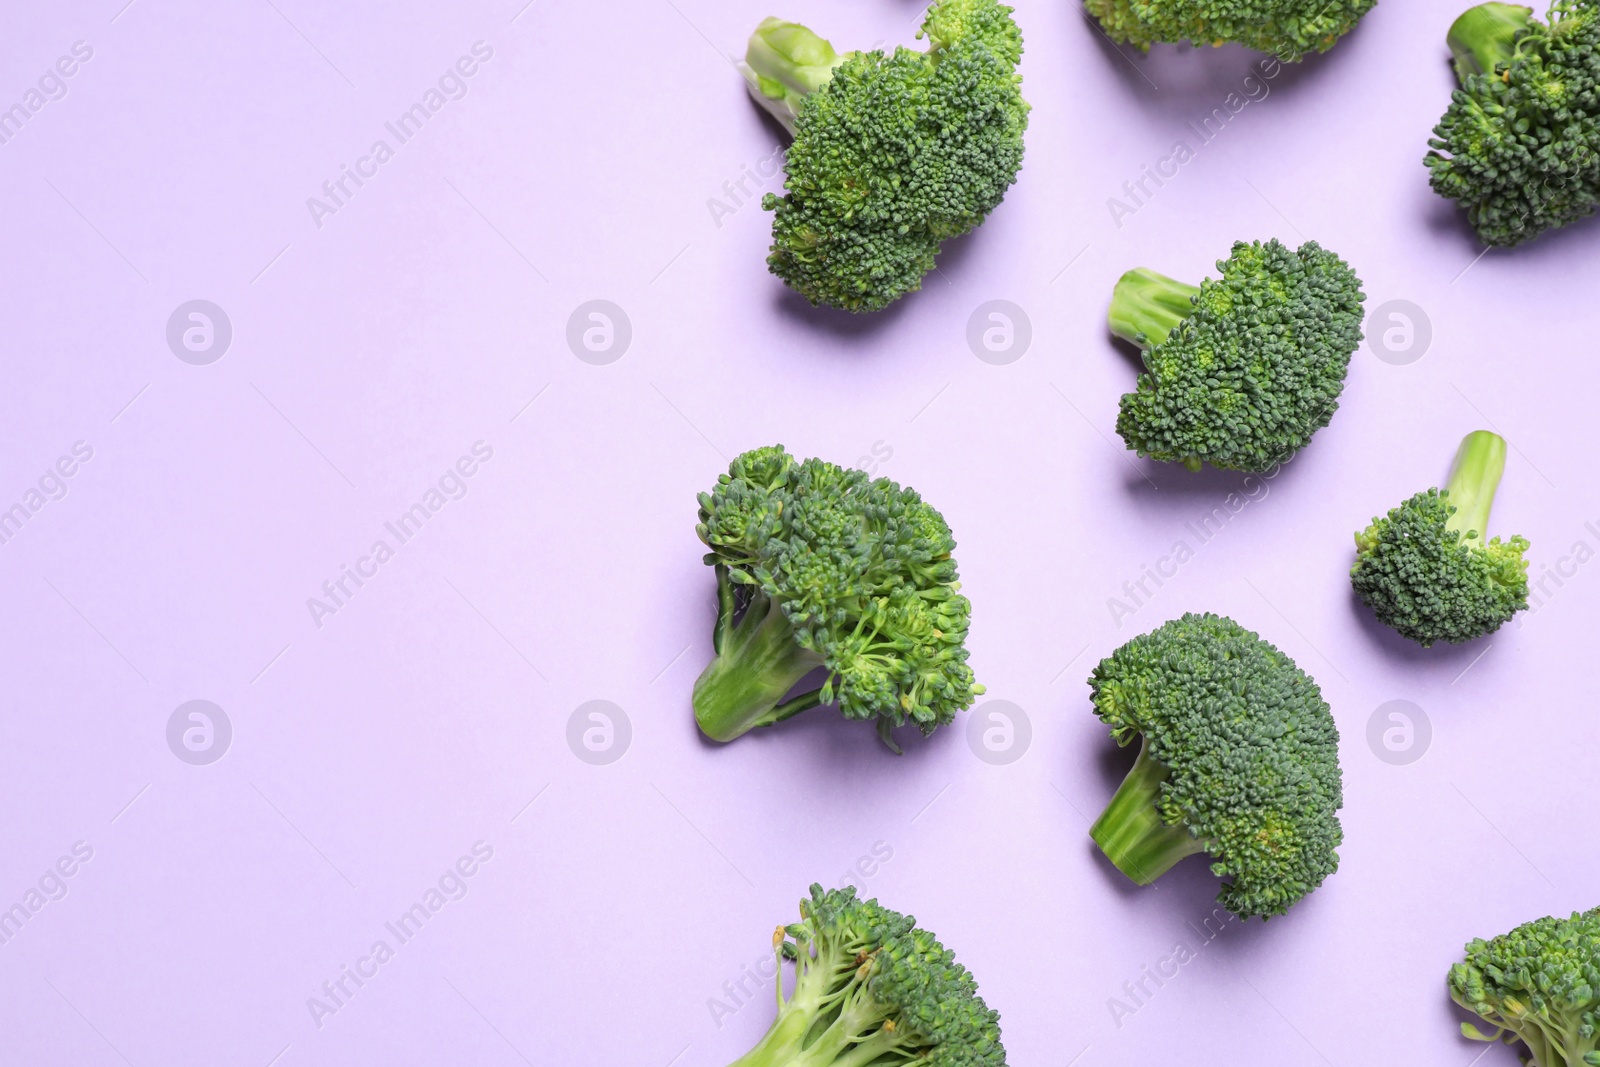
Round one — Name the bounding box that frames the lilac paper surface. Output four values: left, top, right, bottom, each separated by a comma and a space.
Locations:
1, 0, 1597, 1064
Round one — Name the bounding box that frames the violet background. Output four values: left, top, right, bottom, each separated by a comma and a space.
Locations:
1, 0, 1596, 1064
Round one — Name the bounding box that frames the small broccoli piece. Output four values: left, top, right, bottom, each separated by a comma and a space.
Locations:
739, 0, 1029, 312
1109, 239, 1366, 473
1351, 430, 1531, 646
1449, 907, 1600, 1067
1082, 0, 1374, 59
1087, 613, 1344, 919
724, 883, 1006, 1067
1426, 1, 1600, 247
693, 446, 983, 751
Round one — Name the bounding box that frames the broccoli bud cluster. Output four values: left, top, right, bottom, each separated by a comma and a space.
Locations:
724, 884, 1006, 1067
693, 446, 982, 750
1427, 0, 1600, 247
742, 0, 1029, 312
1350, 430, 1531, 645
1083, 0, 1376, 59
1450, 908, 1600, 1067
1111, 239, 1366, 473
1088, 613, 1345, 919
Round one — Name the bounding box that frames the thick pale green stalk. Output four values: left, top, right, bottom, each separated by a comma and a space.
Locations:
693, 572, 824, 742
1107, 268, 1202, 350
738, 18, 849, 134
721, 1002, 814, 1067
1447, 2, 1534, 81
1091, 740, 1207, 884
1444, 430, 1508, 541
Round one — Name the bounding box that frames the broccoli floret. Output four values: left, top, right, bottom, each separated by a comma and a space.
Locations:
692, 446, 983, 751
724, 884, 1006, 1067
738, 0, 1029, 312
1086, 613, 1344, 919
1426, 1, 1600, 247
1351, 430, 1531, 646
1449, 907, 1600, 1067
1109, 239, 1366, 473
1082, 0, 1374, 59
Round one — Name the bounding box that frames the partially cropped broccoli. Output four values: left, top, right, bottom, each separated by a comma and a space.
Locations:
1449, 907, 1600, 1067
1351, 430, 1531, 646
739, 0, 1029, 312
693, 446, 982, 751
1087, 613, 1344, 919
1426, 1, 1600, 247
724, 884, 1006, 1067
1109, 239, 1366, 473
1083, 0, 1374, 59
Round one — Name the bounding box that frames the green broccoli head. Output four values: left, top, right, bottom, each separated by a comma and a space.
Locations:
692, 446, 983, 751
738, 0, 1029, 312
1082, 0, 1374, 59
1087, 613, 1344, 919
725, 884, 1006, 1067
1426, 1, 1600, 247
1109, 239, 1366, 473
1449, 907, 1600, 1067
1351, 430, 1531, 646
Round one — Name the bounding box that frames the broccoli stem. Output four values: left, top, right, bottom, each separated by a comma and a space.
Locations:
722, 1001, 815, 1067
1444, 430, 1508, 541
694, 568, 826, 742
738, 18, 850, 135
1090, 739, 1207, 884
1107, 268, 1202, 351
1446, 2, 1534, 81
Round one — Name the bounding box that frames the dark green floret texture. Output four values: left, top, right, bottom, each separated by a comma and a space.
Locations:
752, 0, 1029, 312
1111, 239, 1366, 473
723, 884, 1006, 1067
1449, 907, 1600, 1067
1082, 0, 1375, 58
1351, 489, 1530, 645
1087, 613, 1344, 920
693, 446, 982, 751
1426, 1, 1600, 247
1350, 430, 1530, 646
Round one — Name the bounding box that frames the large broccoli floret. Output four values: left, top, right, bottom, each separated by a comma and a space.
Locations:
1449, 907, 1600, 1067
724, 884, 1006, 1067
1086, 613, 1344, 919
692, 446, 982, 751
1082, 0, 1374, 59
738, 0, 1029, 312
1351, 430, 1531, 646
1108, 239, 1366, 473
1426, 1, 1600, 247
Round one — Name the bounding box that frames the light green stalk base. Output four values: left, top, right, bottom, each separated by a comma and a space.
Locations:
693, 568, 824, 742
1444, 429, 1508, 541
1107, 267, 1202, 351
1090, 741, 1207, 884
1447, 2, 1534, 81
738, 18, 849, 135
723, 1001, 815, 1067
